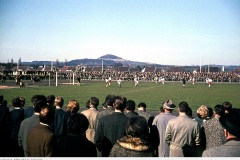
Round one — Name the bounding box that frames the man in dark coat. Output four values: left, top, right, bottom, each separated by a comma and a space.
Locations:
202, 108, 240, 157
0, 95, 10, 156
26, 105, 57, 157
125, 99, 139, 119
57, 113, 97, 157
94, 96, 128, 157
18, 96, 47, 156
53, 96, 68, 139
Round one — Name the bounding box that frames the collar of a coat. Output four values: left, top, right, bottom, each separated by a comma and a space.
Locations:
117, 135, 151, 151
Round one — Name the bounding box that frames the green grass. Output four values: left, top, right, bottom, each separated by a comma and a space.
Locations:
1, 80, 240, 112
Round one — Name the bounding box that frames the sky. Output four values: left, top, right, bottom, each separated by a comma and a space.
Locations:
0, 0, 240, 66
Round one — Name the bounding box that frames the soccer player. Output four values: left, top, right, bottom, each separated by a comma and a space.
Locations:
159, 77, 165, 85
108, 76, 112, 86
206, 78, 212, 88
134, 77, 139, 87
117, 78, 122, 88
105, 78, 109, 87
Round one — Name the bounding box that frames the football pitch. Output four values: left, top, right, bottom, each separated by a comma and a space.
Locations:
1, 80, 240, 112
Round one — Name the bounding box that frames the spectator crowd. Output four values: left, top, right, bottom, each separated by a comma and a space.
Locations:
0, 94, 239, 157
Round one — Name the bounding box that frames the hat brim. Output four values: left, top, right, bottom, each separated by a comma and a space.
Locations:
163, 104, 176, 110
219, 115, 240, 138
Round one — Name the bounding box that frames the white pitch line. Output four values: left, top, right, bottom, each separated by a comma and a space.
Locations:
121, 86, 158, 95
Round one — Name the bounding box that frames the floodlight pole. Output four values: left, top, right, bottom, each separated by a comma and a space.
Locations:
49, 72, 50, 86
56, 71, 58, 86
73, 71, 75, 85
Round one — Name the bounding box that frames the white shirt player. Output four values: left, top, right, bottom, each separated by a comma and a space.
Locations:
134, 77, 139, 86
159, 77, 165, 85
206, 78, 212, 87
108, 76, 112, 85
117, 78, 122, 87
105, 78, 109, 87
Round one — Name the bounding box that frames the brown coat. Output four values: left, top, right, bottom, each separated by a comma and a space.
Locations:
26, 124, 57, 157
81, 107, 99, 143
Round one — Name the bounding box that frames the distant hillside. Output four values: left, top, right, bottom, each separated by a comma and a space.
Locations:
21, 54, 158, 67
20, 54, 240, 71
98, 54, 122, 60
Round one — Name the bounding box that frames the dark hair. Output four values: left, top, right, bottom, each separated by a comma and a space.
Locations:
138, 102, 147, 108
85, 100, 90, 109
207, 107, 213, 118
90, 96, 99, 107
32, 95, 47, 107
222, 101, 232, 113
126, 100, 136, 111
2, 100, 7, 107
126, 116, 149, 139
67, 113, 89, 135
12, 97, 22, 107
178, 101, 189, 113
214, 104, 224, 117
0, 95, 3, 103
20, 97, 25, 107
159, 106, 164, 113
105, 95, 115, 107
47, 95, 55, 105
39, 105, 55, 125
114, 96, 125, 110
186, 106, 192, 117
34, 100, 47, 112
54, 96, 64, 107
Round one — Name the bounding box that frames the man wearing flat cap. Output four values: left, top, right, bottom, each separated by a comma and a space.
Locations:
152, 100, 177, 157
202, 108, 240, 157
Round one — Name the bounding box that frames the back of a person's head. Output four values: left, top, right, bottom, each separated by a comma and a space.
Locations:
34, 100, 47, 113
186, 106, 193, 117
105, 95, 115, 107
90, 96, 99, 108
20, 97, 25, 107
67, 113, 89, 135
54, 96, 64, 107
114, 96, 125, 110
222, 101, 232, 114
2, 100, 7, 107
67, 100, 79, 113
214, 104, 224, 117
126, 100, 136, 111
207, 107, 213, 118
39, 104, 55, 125
138, 102, 147, 109
47, 95, 55, 106
159, 106, 164, 113
197, 105, 209, 119
32, 95, 47, 107
0, 95, 3, 103
12, 97, 22, 107
126, 116, 149, 139
85, 100, 90, 109
178, 101, 189, 113
219, 108, 240, 139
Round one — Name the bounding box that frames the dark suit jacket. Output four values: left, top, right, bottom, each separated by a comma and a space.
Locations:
94, 112, 128, 156
57, 133, 97, 157
24, 106, 34, 119
10, 108, 24, 142
26, 124, 57, 157
53, 108, 68, 138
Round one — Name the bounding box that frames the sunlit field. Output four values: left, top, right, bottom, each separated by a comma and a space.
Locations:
1, 80, 240, 112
